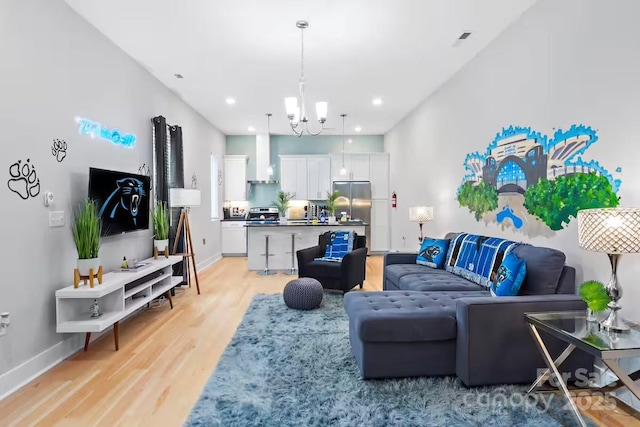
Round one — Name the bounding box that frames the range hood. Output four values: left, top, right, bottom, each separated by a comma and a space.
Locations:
247, 133, 279, 184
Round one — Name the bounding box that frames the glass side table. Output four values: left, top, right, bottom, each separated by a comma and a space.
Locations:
525, 311, 640, 427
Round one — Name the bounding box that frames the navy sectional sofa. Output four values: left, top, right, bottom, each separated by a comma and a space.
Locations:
344, 233, 594, 387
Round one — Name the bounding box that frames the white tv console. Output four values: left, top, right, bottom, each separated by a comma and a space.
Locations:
55, 255, 184, 351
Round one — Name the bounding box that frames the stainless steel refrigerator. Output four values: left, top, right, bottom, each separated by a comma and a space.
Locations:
333, 181, 372, 251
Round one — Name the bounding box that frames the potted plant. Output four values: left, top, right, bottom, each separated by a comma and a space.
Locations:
326, 190, 340, 224
152, 201, 170, 257
578, 280, 610, 321
273, 190, 293, 224
72, 199, 102, 276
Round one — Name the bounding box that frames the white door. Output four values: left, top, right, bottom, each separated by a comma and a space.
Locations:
307, 156, 331, 200
224, 156, 247, 201
369, 154, 390, 199
280, 157, 298, 197
370, 199, 390, 252
330, 154, 346, 183
350, 154, 370, 181
294, 157, 308, 200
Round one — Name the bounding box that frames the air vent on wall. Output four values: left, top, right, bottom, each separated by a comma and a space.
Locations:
458, 32, 472, 40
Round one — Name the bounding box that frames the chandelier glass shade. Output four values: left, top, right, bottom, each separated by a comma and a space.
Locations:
285, 20, 328, 137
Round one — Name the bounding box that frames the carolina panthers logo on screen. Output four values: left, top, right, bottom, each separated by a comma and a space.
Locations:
98, 177, 146, 226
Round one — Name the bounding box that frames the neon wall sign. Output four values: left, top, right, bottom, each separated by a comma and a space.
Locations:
75, 117, 136, 148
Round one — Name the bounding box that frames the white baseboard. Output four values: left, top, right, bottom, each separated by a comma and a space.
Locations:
197, 252, 222, 271
0, 334, 83, 400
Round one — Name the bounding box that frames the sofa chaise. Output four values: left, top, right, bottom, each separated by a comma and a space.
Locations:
344, 232, 594, 387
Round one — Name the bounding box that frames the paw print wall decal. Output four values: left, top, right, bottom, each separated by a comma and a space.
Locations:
51, 139, 67, 162
8, 159, 41, 200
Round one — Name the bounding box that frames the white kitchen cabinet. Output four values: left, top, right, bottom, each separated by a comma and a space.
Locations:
280, 156, 308, 200
307, 156, 331, 200
369, 153, 390, 199
224, 155, 248, 201
221, 221, 247, 255
330, 154, 370, 181
370, 199, 390, 252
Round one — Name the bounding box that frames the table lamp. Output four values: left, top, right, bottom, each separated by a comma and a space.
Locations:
169, 188, 202, 295
578, 207, 640, 332
409, 206, 433, 244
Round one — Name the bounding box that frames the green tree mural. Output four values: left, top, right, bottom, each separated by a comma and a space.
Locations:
524, 173, 619, 230
457, 181, 499, 221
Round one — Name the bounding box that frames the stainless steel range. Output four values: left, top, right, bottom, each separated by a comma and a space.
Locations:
247, 207, 279, 224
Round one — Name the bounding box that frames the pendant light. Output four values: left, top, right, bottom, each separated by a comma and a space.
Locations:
340, 114, 347, 176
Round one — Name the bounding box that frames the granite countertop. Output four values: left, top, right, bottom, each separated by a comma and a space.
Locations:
246, 221, 367, 227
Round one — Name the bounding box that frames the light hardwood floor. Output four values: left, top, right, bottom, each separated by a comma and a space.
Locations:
0, 256, 637, 426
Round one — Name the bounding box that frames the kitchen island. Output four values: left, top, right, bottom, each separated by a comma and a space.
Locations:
247, 222, 366, 271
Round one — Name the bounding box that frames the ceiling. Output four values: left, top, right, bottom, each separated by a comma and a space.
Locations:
64, 0, 536, 135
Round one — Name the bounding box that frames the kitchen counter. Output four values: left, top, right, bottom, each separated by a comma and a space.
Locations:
245, 221, 367, 227
246, 222, 366, 271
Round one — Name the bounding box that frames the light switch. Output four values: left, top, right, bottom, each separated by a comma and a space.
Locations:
49, 211, 65, 227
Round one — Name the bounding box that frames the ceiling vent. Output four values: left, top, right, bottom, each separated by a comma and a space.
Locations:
458, 32, 472, 40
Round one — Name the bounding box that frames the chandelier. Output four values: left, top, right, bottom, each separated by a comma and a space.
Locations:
285, 20, 328, 137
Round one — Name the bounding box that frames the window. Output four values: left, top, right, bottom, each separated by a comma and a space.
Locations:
210, 154, 219, 220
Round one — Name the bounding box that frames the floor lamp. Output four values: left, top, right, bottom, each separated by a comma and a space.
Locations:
409, 206, 434, 245
170, 188, 201, 295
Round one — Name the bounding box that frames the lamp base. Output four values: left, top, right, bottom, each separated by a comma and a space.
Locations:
599, 309, 630, 333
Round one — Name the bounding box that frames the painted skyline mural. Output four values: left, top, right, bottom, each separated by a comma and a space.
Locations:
457, 124, 621, 235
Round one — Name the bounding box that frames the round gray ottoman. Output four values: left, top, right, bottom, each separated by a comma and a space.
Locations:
283, 277, 323, 310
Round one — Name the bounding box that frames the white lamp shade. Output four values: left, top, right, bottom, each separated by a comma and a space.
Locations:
285, 97, 298, 116
170, 188, 201, 208
315, 101, 328, 121
409, 206, 434, 223
578, 208, 640, 254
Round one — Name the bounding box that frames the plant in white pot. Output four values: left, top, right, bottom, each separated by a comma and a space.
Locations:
152, 201, 170, 258
273, 190, 292, 225
72, 199, 102, 277
326, 190, 340, 224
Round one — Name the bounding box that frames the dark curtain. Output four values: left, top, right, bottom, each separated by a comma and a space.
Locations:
152, 117, 186, 284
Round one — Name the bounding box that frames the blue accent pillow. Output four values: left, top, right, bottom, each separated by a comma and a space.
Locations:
490, 252, 527, 296
315, 231, 355, 262
416, 238, 450, 269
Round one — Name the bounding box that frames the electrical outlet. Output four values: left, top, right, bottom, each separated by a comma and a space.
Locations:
49, 211, 65, 227
0, 312, 9, 337
202, 238, 206, 245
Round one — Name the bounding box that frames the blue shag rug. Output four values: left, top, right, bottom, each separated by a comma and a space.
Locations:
185, 293, 595, 427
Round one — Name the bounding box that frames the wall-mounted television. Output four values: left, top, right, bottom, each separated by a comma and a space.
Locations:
88, 167, 151, 236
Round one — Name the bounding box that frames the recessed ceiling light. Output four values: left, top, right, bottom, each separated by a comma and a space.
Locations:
372, 98, 383, 106
248, 126, 255, 132
225, 97, 236, 105
174, 73, 184, 79
354, 126, 362, 132
348, 139, 353, 144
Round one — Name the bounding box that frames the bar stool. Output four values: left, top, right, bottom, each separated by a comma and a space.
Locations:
257, 234, 276, 276
284, 232, 300, 275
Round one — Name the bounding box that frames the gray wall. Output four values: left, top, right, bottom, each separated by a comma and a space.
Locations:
226, 134, 384, 206
385, 0, 640, 320
0, 0, 225, 393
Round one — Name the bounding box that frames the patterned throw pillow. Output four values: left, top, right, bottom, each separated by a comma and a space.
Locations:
490, 252, 527, 296
416, 238, 450, 269
315, 231, 355, 262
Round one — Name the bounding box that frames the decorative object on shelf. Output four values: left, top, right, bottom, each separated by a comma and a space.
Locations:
409, 206, 434, 244
152, 201, 170, 259
339, 114, 348, 176
170, 188, 202, 294
326, 190, 340, 224
284, 20, 328, 137
578, 207, 640, 332
7, 159, 41, 200
51, 139, 67, 162
272, 190, 293, 224
578, 280, 610, 322
89, 299, 101, 318
72, 199, 103, 288
191, 173, 198, 189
